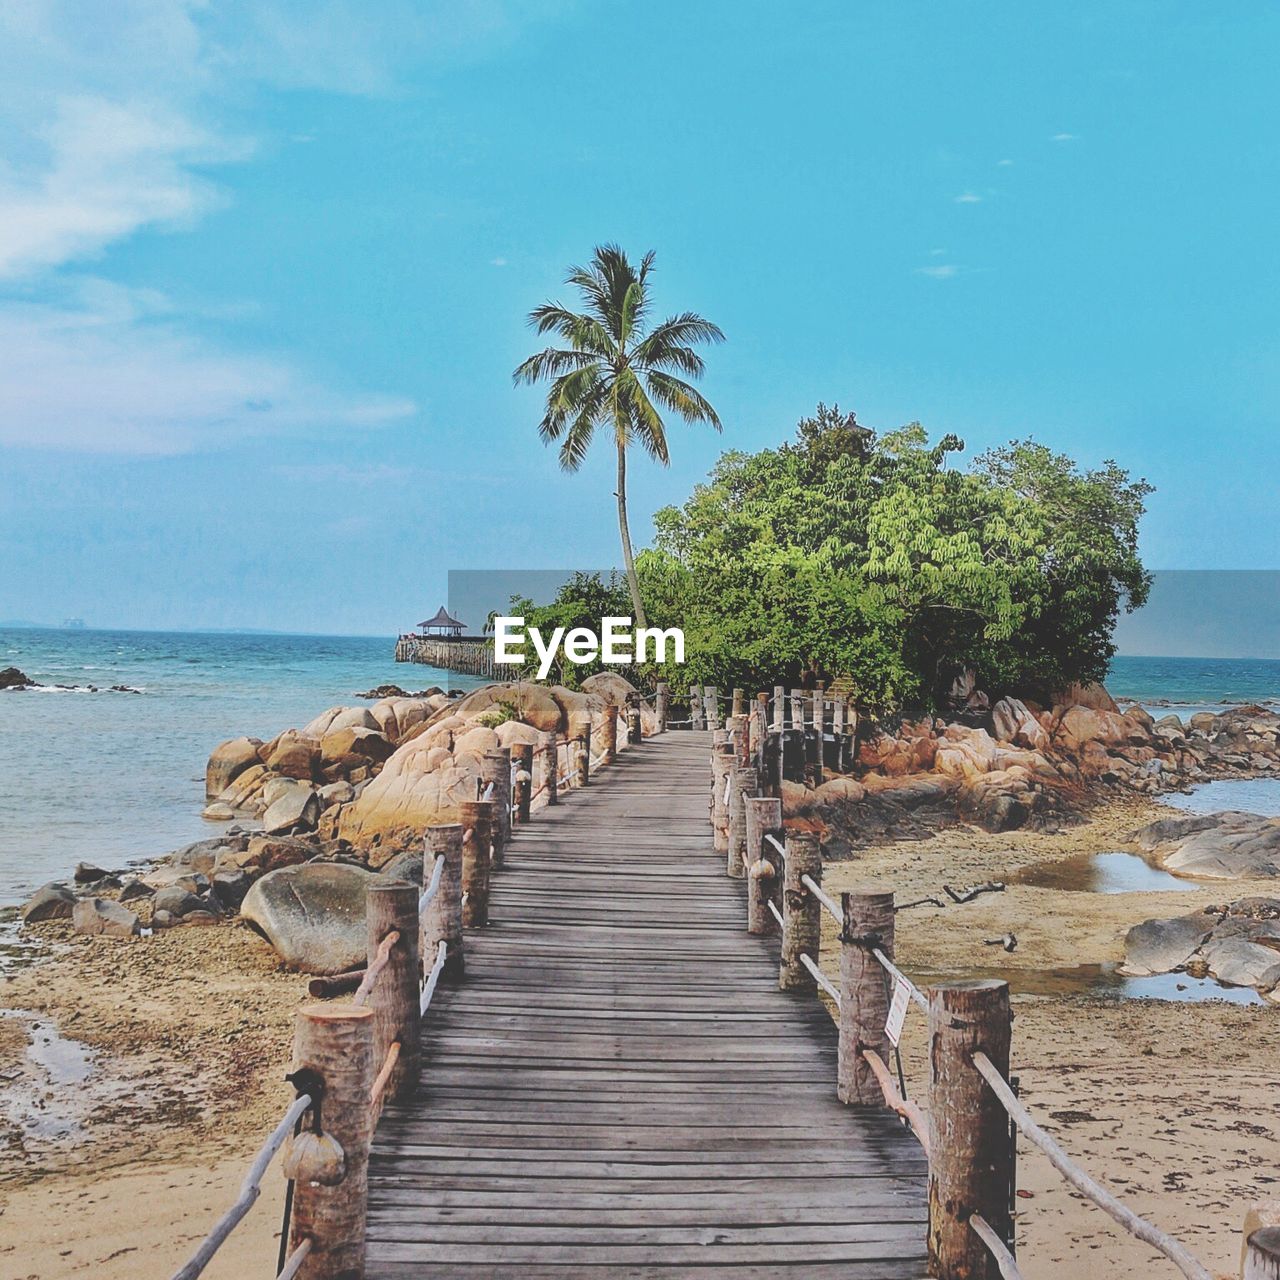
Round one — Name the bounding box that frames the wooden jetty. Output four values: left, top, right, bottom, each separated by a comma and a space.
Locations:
175, 684, 1242, 1280
366, 731, 927, 1278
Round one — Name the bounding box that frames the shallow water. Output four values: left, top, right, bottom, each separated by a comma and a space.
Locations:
1163, 777, 1280, 818
910, 963, 1266, 1005
0, 627, 488, 912
1012, 851, 1190, 894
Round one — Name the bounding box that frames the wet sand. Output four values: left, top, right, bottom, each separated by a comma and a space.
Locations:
2, 795, 1278, 1279
822, 795, 1280, 1280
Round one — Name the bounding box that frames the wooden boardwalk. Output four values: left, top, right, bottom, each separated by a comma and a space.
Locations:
367, 731, 928, 1278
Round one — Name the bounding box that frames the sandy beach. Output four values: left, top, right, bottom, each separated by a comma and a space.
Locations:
0, 791, 1274, 1278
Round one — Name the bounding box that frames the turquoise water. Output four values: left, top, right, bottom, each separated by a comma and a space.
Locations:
3, 634, 1280, 915
0, 628, 486, 909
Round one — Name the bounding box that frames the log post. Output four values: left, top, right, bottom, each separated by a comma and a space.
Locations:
746, 796, 783, 935
772, 685, 785, 733
513, 743, 534, 823
287, 1004, 374, 1280
754, 693, 770, 777
788, 690, 806, 782
690, 685, 705, 731
927, 980, 1014, 1279
538, 731, 559, 807
732, 687, 746, 718
779, 832, 822, 991
1246, 1227, 1280, 1280
655, 682, 669, 732
459, 799, 493, 928
365, 881, 419, 1104
703, 686, 719, 730
480, 748, 511, 871
601, 704, 619, 765
831, 695, 846, 772
728, 766, 758, 877
727, 713, 745, 767
423, 824, 463, 980
570, 721, 591, 787
626, 703, 642, 747
837, 890, 895, 1107
711, 741, 734, 853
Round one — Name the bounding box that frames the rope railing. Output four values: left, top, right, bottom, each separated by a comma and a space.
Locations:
171, 1092, 313, 1280
174, 700, 663, 1280
970, 1051, 1214, 1280
708, 709, 1225, 1280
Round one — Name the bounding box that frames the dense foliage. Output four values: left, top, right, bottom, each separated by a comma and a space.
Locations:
500, 406, 1152, 716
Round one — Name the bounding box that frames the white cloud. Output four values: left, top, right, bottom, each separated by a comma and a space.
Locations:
916, 264, 959, 280
490, 257, 508, 267
954, 192, 982, 204
930, 247, 947, 256
996, 158, 1015, 167
1051, 132, 1078, 142
0, 292, 414, 453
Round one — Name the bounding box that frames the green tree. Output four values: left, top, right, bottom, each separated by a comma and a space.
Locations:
513, 244, 724, 628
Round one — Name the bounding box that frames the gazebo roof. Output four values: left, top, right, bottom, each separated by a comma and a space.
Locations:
418, 605, 465, 629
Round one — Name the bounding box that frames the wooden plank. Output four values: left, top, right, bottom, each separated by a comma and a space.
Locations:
366, 731, 927, 1278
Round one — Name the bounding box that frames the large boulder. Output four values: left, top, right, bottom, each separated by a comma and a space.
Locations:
990, 697, 1050, 753
264, 731, 318, 781
303, 706, 378, 739
320, 726, 394, 765
1157, 814, 1280, 879
1058, 681, 1121, 714
240, 863, 376, 974
580, 672, 658, 735
1201, 936, 1280, 989
1122, 913, 1213, 975
218, 763, 271, 812
369, 696, 448, 743
338, 738, 483, 848
1054, 705, 1126, 754
206, 737, 264, 798
262, 786, 320, 835
494, 720, 542, 750
815, 777, 866, 805
437, 682, 563, 734
21, 883, 77, 922
72, 897, 140, 939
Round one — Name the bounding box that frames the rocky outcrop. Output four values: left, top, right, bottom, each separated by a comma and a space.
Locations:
1132, 812, 1280, 879
240, 863, 376, 973
0, 666, 33, 689
1123, 899, 1280, 997
206, 737, 264, 798
21, 883, 77, 922
72, 897, 140, 939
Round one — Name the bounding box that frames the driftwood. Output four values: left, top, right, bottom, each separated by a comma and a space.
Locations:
943, 880, 1005, 904
897, 895, 946, 911
307, 969, 365, 999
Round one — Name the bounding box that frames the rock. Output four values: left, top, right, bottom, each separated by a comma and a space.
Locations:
359, 684, 409, 699
119, 879, 154, 903
319, 726, 394, 765
1058, 681, 1121, 713
1159, 815, 1280, 879
453, 726, 501, 759
183, 910, 221, 927
1131, 814, 1220, 850
212, 870, 252, 910
72, 897, 140, 939
206, 737, 265, 798
262, 786, 320, 835
264, 732, 318, 781
202, 802, 236, 821
152, 886, 208, 917
814, 777, 867, 805
991, 697, 1050, 752
442, 682, 564, 734
1054, 705, 1126, 754
1201, 936, 1280, 989
1122, 914, 1213, 975
21, 883, 77, 922
235, 835, 317, 874
781, 780, 812, 816
152, 909, 177, 929
263, 776, 310, 807
240, 863, 377, 973
494, 720, 542, 750
303, 706, 380, 739
318, 780, 355, 806
73, 861, 108, 884
0, 666, 33, 689
379, 850, 424, 884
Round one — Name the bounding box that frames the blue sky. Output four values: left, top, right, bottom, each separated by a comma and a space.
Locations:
1, 1, 1277, 634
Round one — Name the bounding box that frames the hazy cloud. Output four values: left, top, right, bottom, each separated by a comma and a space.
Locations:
954, 192, 983, 204
915, 264, 959, 280
1051, 132, 1078, 142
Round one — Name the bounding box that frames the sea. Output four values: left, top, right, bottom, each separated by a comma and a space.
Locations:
2, 632, 1279, 921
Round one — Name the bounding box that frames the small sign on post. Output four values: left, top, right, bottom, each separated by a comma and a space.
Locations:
886, 976, 912, 1047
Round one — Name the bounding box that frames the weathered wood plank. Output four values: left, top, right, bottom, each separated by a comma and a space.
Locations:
366, 732, 927, 1278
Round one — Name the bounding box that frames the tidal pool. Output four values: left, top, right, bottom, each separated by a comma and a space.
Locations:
909, 963, 1266, 1005
1163, 777, 1280, 818
1011, 851, 1189, 894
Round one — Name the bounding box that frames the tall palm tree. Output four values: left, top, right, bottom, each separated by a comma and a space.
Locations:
514, 244, 724, 629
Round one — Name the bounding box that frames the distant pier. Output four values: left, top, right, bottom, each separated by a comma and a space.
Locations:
394, 633, 497, 679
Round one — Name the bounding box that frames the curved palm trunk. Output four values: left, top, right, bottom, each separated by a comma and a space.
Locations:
616, 441, 648, 629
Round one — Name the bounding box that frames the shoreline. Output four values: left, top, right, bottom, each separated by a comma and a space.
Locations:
2, 788, 1277, 1277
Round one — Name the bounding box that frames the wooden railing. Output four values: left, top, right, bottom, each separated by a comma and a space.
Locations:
710, 702, 1276, 1280
170, 720, 622, 1280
